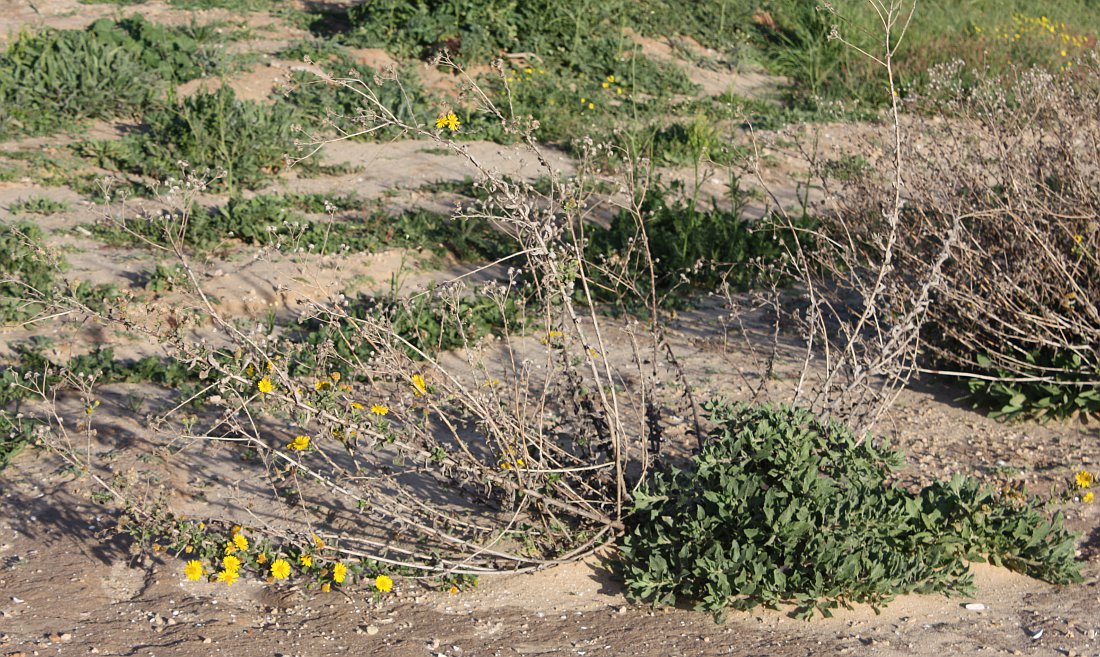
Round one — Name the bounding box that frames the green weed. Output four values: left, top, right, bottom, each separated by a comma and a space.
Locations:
80, 86, 298, 191
0, 17, 233, 138
0, 223, 55, 323
9, 197, 71, 215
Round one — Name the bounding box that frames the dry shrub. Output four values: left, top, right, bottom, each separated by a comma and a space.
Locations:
832, 55, 1100, 420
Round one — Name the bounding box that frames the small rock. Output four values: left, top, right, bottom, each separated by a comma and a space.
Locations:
365, 625, 379, 636
1030, 629, 1044, 640
963, 603, 986, 611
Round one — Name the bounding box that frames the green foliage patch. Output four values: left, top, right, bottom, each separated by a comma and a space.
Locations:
88, 194, 511, 261
963, 351, 1100, 423
9, 197, 71, 216
618, 402, 1082, 620
0, 223, 55, 323
0, 17, 232, 138
587, 182, 806, 306
80, 87, 298, 191
289, 290, 523, 374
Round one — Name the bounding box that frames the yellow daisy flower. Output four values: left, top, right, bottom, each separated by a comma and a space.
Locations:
184, 560, 204, 581
374, 574, 393, 593
371, 404, 389, 416
257, 378, 274, 394
271, 559, 291, 580
216, 569, 239, 586
411, 374, 427, 396
333, 562, 347, 584
299, 554, 313, 568
435, 112, 461, 131
1076, 470, 1093, 489
222, 555, 241, 572
232, 533, 249, 552
288, 435, 310, 451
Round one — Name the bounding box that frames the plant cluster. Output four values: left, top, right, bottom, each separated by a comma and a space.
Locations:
618, 402, 1081, 620
80, 86, 298, 191
0, 17, 233, 138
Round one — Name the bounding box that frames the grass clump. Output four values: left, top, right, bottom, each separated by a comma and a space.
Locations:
618, 402, 1082, 620
81, 87, 297, 191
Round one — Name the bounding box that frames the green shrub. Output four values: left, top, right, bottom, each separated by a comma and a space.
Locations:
89, 194, 510, 260
81, 87, 298, 191
0, 411, 36, 470
278, 46, 429, 141
618, 402, 1081, 620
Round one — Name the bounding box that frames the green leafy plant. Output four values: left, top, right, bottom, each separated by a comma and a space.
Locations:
290, 289, 523, 374
0, 17, 232, 138
0, 411, 36, 471
0, 223, 55, 323
618, 402, 1082, 620
80, 86, 298, 191
587, 182, 807, 306
963, 351, 1100, 423
9, 197, 71, 215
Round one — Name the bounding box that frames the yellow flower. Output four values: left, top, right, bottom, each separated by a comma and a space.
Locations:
321, 582, 331, 593
587, 103, 594, 110
329, 372, 341, 382
288, 435, 310, 451
233, 533, 249, 552
231, 525, 242, 535
333, 562, 347, 583
222, 555, 242, 572
411, 374, 427, 396
184, 560, 204, 581
224, 541, 237, 555
313, 534, 325, 550
606, 75, 615, 83
1084, 491, 1095, 503
257, 378, 274, 394
371, 404, 389, 416
271, 559, 291, 580
1075, 470, 1093, 489
1074, 234, 1084, 244
256, 553, 268, 564
216, 569, 239, 586
184, 545, 193, 554
350, 402, 365, 410
602, 82, 609, 88
299, 554, 313, 568
435, 112, 461, 131
374, 574, 394, 593
314, 380, 330, 391
448, 585, 459, 594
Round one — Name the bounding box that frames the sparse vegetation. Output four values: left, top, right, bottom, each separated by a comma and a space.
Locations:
0, 1, 1094, 637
